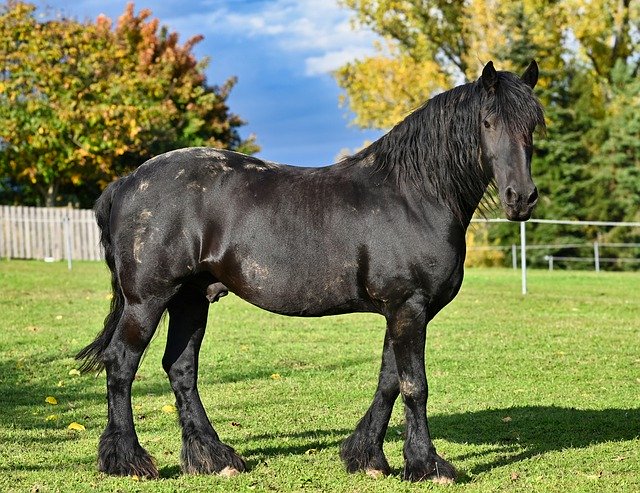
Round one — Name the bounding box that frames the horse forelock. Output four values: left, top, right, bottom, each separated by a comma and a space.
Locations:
491, 72, 546, 143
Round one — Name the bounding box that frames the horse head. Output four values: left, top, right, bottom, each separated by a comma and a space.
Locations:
479, 60, 544, 221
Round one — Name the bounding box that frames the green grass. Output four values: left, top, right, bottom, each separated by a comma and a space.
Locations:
0, 260, 638, 492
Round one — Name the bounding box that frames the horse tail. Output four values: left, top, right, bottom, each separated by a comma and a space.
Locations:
76, 178, 127, 374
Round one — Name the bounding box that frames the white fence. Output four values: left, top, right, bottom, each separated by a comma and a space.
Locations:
469, 240, 640, 271
471, 218, 640, 294
0, 205, 103, 263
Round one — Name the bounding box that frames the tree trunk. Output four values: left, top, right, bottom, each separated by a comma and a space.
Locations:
44, 183, 58, 207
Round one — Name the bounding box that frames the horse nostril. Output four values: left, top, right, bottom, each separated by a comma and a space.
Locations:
505, 186, 517, 205
527, 187, 539, 205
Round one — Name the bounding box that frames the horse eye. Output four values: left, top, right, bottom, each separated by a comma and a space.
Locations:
483, 120, 491, 129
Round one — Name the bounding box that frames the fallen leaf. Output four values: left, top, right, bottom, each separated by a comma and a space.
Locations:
68, 422, 85, 431
45, 414, 59, 421
68, 369, 81, 376
45, 396, 58, 405
162, 404, 176, 414
502, 416, 512, 423
511, 472, 519, 481
57, 380, 64, 387
270, 373, 281, 380
55, 315, 63, 320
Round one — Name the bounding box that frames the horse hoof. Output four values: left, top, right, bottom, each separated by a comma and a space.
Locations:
365, 468, 386, 479
98, 431, 158, 478
431, 475, 455, 485
340, 433, 391, 475
219, 466, 241, 478
403, 455, 457, 483
182, 430, 246, 475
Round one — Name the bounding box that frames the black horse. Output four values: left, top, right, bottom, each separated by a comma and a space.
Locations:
77, 61, 544, 483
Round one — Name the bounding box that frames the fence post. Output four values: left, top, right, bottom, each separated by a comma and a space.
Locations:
594, 241, 600, 273
63, 216, 72, 270
544, 255, 554, 271
520, 221, 527, 295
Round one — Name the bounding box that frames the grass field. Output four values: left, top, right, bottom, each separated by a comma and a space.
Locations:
0, 260, 638, 492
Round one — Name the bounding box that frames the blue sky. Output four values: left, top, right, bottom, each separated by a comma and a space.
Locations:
36, 0, 384, 166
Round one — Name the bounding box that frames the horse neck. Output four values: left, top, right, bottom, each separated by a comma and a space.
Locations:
350, 107, 490, 226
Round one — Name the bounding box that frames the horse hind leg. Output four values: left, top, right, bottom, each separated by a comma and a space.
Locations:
98, 296, 169, 478
162, 283, 245, 476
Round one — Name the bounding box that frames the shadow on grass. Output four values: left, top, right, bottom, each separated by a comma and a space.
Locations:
239, 406, 640, 479
241, 428, 351, 463
3, 351, 638, 480
426, 405, 639, 479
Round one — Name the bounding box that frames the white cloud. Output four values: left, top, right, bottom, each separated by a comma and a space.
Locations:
169, 0, 380, 75
305, 46, 373, 76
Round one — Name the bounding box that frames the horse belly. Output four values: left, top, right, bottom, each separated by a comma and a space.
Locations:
211, 247, 363, 316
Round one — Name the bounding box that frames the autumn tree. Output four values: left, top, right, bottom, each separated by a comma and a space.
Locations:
0, 1, 258, 207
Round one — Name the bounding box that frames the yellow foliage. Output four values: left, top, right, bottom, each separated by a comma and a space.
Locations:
465, 224, 506, 268
336, 45, 448, 128
45, 396, 58, 405
338, 0, 632, 129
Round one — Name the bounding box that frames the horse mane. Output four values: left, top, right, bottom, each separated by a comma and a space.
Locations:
341, 71, 545, 222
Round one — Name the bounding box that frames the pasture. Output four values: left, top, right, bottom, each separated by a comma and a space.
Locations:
0, 260, 638, 492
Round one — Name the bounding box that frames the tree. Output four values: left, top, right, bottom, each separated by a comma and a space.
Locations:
336, 0, 567, 127
0, 1, 258, 207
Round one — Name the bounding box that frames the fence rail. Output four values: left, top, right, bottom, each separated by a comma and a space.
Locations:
0, 205, 103, 262
471, 217, 640, 293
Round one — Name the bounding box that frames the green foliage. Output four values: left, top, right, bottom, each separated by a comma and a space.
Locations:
1, 260, 639, 491
0, 2, 258, 207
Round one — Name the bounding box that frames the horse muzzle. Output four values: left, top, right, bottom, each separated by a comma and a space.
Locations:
502, 185, 538, 222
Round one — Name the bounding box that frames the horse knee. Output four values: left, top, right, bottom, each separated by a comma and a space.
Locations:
399, 380, 424, 399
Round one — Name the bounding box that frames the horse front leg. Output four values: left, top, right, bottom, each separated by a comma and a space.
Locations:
340, 330, 399, 477
389, 297, 456, 483
162, 284, 246, 476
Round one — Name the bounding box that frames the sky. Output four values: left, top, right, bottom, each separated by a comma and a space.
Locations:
35, 0, 384, 166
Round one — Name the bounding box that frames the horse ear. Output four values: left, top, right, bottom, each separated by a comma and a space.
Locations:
521, 60, 539, 89
481, 61, 497, 93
